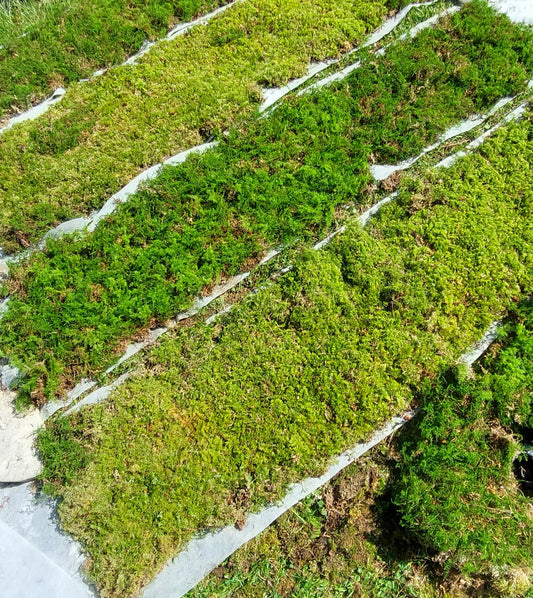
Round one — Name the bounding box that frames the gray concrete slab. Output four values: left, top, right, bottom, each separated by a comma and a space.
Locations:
0, 521, 91, 598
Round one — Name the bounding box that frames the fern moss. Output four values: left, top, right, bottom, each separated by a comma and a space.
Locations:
392, 299, 533, 582
0, 0, 230, 119
0, 0, 390, 253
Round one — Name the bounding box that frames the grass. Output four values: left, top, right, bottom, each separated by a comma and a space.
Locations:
0, 0, 231, 118
0, 0, 64, 47
0, 0, 393, 254
189, 300, 533, 598
37, 112, 533, 596
3, 0, 533, 404
189, 458, 437, 598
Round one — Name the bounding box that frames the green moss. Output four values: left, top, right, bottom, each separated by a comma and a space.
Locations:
345, 0, 533, 162
38, 113, 533, 596
3, 0, 533, 404
0, 0, 390, 253
0, 0, 229, 118
189, 464, 433, 598
392, 299, 533, 582
190, 303, 533, 598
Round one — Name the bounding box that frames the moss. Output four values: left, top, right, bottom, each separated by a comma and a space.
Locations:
38, 113, 533, 596
190, 300, 533, 597
392, 299, 533, 584
2, 0, 533, 404
0, 0, 390, 253
0, 0, 230, 118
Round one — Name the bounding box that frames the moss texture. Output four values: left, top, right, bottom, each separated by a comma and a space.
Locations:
0, 0, 230, 119
0, 0, 391, 253
38, 112, 533, 596
2, 0, 532, 403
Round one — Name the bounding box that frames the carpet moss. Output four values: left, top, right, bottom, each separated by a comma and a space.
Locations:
190, 301, 533, 598
2, 0, 532, 404
38, 112, 533, 596
0, 0, 230, 119
0, 0, 391, 253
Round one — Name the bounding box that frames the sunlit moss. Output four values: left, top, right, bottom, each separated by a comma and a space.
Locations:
39, 113, 533, 596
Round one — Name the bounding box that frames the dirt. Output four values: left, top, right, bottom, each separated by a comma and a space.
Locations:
381, 170, 403, 192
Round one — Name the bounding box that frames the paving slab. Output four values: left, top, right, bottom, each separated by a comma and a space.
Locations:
0, 391, 43, 483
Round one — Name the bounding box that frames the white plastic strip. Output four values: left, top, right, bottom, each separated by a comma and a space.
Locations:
86, 141, 218, 233
459, 321, 501, 367
0, 1, 244, 136
63, 372, 132, 417
42, 260, 281, 418
0, 482, 90, 597
313, 192, 398, 251
489, 0, 533, 24
297, 4, 462, 98
0, 87, 65, 134
125, 0, 244, 66
435, 99, 530, 169
0, 521, 91, 598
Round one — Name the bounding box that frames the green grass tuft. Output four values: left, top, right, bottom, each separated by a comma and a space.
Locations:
0, 0, 230, 117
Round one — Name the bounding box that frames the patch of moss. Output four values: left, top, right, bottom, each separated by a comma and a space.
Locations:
0, 0, 230, 119
3, 0, 533, 403
0, 0, 390, 253
190, 301, 533, 598
393, 299, 533, 583
38, 113, 533, 596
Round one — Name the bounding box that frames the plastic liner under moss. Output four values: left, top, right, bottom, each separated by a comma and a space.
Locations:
37, 111, 533, 596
